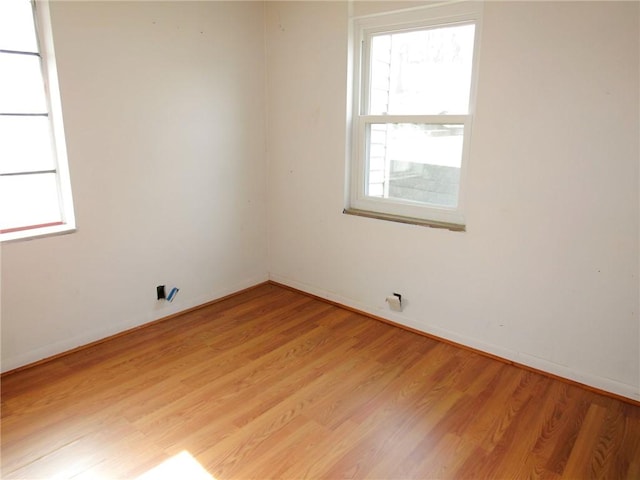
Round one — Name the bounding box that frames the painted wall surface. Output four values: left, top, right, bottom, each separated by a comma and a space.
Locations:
1, 0, 638, 402
266, 1, 640, 400
1, 1, 268, 370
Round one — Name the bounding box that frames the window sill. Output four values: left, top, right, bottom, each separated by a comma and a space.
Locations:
0, 223, 76, 243
343, 208, 466, 232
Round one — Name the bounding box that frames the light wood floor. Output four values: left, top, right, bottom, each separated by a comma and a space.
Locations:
2, 283, 639, 479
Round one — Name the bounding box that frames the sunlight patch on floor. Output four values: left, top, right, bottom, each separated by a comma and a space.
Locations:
136, 451, 214, 480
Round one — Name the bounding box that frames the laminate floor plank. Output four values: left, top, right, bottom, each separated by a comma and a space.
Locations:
2, 283, 639, 479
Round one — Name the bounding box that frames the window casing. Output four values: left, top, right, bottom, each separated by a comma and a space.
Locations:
0, 0, 75, 242
347, 2, 482, 230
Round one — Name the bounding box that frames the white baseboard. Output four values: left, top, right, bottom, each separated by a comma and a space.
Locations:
269, 273, 640, 402
1, 273, 269, 373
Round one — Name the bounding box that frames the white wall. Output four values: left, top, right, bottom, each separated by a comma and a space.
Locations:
266, 1, 640, 400
0, 1, 268, 371
2, 0, 638, 402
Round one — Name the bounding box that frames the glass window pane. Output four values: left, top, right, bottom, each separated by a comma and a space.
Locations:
369, 23, 475, 115
0, 116, 56, 174
0, 0, 38, 53
366, 123, 464, 207
0, 173, 62, 230
0, 52, 48, 113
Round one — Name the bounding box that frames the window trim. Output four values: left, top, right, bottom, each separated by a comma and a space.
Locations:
346, 1, 483, 230
1, 0, 76, 242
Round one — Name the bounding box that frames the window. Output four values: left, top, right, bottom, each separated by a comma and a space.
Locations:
346, 2, 482, 230
0, 0, 75, 242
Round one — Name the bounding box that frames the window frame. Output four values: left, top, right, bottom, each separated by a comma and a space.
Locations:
1, 0, 75, 242
346, 2, 483, 230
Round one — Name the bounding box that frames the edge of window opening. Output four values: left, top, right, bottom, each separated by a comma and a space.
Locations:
36, 0, 77, 234
1, 224, 77, 243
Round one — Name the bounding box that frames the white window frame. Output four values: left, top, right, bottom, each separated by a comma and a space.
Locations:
1, 0, 75, 242
346, 2, 483, 230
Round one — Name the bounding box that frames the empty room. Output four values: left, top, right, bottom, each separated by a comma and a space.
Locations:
1, 0, 639, 478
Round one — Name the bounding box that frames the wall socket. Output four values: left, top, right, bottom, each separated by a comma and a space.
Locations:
386, 293, 403, 312
157, 285, 179, 302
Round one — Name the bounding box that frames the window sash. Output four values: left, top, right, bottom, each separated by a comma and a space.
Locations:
352, 116, 472, 226
0, 171, 63, 231
0, 114, 57, 174
360, 22, 477, 118
0, 50, 49, 113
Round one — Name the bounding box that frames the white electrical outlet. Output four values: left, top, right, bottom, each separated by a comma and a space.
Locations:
386, 293, 402, 312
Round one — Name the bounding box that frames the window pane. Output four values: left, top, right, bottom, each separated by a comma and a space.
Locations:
0, 173, 62, 230
366, 123, 464, 207
369, 23, 475, 115
0, 115, 56, 174
0, 0, 38, 53
0, 52, 48, 113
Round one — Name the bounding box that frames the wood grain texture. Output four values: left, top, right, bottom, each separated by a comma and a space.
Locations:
2, 283, 639, 479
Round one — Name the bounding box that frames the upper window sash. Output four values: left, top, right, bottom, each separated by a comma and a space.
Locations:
359, 20, 478, 118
